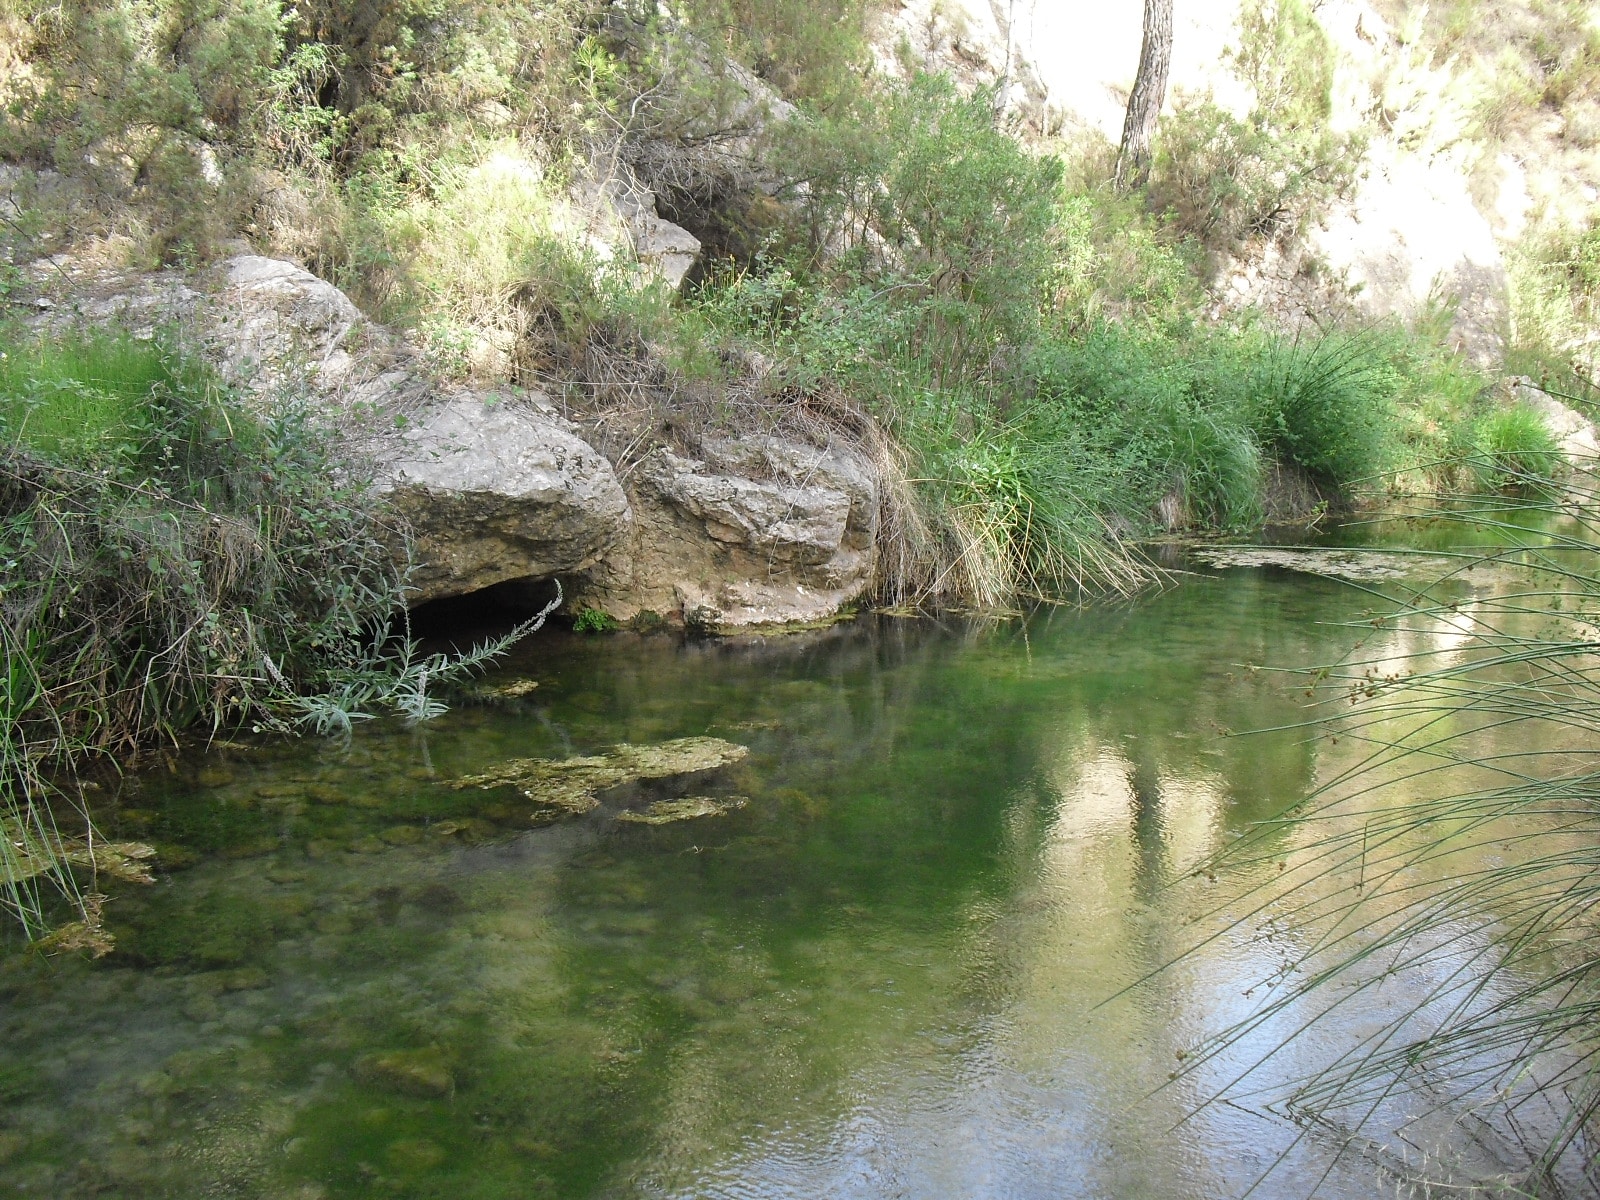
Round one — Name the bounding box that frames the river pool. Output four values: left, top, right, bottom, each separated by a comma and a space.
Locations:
0, 543, 1588, 1198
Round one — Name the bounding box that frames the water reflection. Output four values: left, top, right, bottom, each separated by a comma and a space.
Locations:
0, 563, 1577, 1198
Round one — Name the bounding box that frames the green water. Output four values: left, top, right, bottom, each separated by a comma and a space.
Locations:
0, 561, 1577, 1197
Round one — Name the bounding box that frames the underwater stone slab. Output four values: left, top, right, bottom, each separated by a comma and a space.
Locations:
1189, 547, 1465, 582
449, 736, 749, 821
616, 795, 749, 824
0, 818, 156, 886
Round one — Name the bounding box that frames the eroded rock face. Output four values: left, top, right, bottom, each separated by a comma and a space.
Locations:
593, 434, 880, 626
377, 393, 631, 604
574, 179, 703, 290
21, 252, 883, 623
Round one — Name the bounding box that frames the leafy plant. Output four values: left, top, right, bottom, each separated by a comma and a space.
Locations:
1246, 331, 1400, 491
573, 606, 618, 633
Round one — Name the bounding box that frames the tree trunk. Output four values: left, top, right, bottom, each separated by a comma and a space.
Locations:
1114, 0, 1174, 192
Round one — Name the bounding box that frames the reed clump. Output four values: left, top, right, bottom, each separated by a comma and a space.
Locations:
1178, 477, 1600, 1196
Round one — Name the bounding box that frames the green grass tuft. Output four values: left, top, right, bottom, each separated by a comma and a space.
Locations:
1470, 403, 1564, 494
0, 330, 191, 460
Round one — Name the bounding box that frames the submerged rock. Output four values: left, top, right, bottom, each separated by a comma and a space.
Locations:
0, 818, 157, 886
616, 795, 749, 825
474, 678, 541, 700
449, 736, 749, 821
1189, 546, 1461, 582
354, 1048, 454, 1098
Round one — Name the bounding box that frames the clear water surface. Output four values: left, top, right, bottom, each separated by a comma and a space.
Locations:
0, 547, 1584, 1198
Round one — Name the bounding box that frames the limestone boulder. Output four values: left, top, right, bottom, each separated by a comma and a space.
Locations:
377, 393, 632, 605
594, 434, 880, 626
573, 178, 702, 290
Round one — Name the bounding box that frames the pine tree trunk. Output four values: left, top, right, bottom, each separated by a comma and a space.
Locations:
1114, 0, 1174, 192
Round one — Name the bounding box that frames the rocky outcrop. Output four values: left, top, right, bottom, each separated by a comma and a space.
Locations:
19, 253, 881, 625
379, 393, 631, 604
589, 435, 879, 626
574, 178, 703, 290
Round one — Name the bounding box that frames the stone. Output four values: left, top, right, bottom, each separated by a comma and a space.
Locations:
594, 435, 880, 626
376, 392, 632, 604
354, 1048, 454, 1098
0, 818, 156, 886
208, 256, 377, 399
616, 795, 748, 824
641, 449, 852, 564
475, 678, 540, 700
450, 736, 749, 821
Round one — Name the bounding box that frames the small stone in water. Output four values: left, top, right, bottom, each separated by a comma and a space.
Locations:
617, 796, 749, 825
355, 1048, 454, 1098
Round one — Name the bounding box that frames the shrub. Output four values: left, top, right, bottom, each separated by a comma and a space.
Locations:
1149, 0, 1361, 257
1150, 99, 1359, 258
1024, 327, 1265, 530
776, 73, 1064, 369
573, 607, 618, 633
1047, 189, 1205, 334
677, 0, 876, 107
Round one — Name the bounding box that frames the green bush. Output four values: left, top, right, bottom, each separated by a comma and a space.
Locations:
1150, 99, 1359, 258
573, 607, 618, 633
776, 73, 1064, 370
1023, 327, 1264, 530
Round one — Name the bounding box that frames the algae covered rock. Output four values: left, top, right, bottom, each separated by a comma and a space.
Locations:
449, 736, 749, 822
616, 795, 749, 825
354, 1048, 454, 1098
0, 817, 157, 886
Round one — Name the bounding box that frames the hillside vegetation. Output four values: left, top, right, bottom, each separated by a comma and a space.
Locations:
2, 1, 1541, 556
